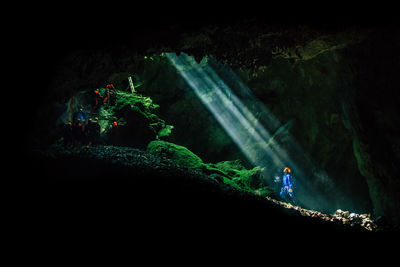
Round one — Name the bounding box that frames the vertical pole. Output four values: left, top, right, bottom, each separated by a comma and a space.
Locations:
128, 76, 135, 93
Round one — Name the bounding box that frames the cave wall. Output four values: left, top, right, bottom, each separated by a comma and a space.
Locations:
239, 52, 371, 213
340, 29, 400, 225
135, 27, 400, 222
34, 24, 400, 225
136, 49, 372, 213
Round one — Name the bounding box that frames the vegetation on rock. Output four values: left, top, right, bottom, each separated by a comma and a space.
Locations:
112, 90, 173, 140
146, 140, 272, 197
147, 140, 204, 169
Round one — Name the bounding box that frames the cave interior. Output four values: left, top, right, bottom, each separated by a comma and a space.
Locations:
18, 7, 400, 241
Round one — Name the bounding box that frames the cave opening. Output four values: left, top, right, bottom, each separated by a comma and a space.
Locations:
21, 21, 400, 233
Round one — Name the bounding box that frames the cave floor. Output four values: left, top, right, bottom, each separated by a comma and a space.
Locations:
264, 196, 377, 231
25, 144, 381, 233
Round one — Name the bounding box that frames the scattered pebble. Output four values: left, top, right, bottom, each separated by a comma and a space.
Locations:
265, 196, 378, 231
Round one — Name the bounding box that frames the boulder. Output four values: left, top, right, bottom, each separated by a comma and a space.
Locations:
146, 140, 204, 169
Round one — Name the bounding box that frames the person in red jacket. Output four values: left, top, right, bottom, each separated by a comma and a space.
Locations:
92, 84, 114, 112
105, 83, 117, 105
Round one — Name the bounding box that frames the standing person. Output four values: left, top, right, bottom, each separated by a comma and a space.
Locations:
280, 167, 296, 204
92, 86, 111, 112
106, 84, 117, 105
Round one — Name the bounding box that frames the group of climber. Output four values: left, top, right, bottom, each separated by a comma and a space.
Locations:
63, 109, 101, 146
63, 84, 120, 147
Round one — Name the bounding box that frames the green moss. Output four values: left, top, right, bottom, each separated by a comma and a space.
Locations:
115, 90, 159, 111
253, 186, 273, 197
232, 165, 265, 191
205, 160, 269, 194
112, 90, 172, 139
158, 125, 174, 138
222, 177, 242, 190
146, 140, 204, 169
205, 160, 244, 177
146, 140, 272, 195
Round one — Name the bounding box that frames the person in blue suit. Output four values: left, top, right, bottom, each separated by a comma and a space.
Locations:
280, 167, 296, 203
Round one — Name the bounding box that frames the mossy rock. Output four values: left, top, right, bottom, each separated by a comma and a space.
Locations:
253, 186, 274, 197
222, 177, 242, 191
146, 140, 272, 195
114, 90, 160, 113
205, 160, 268, 193
111, 90, 173, 140
146, 140, 204, 169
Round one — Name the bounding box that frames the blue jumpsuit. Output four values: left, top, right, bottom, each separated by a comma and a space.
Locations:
73, 110, 88, 124
280, 173, 295, 201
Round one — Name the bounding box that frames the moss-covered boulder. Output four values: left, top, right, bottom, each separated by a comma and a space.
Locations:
146, 140, 273, 196
204, 160, 269, 195
110, 90, 173, 146
146, 140, 204, 169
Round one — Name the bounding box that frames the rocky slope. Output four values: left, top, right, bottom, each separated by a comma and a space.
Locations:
26, 144, 387, 233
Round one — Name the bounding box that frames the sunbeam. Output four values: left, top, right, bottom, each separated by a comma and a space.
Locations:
166, 52, 338, 211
